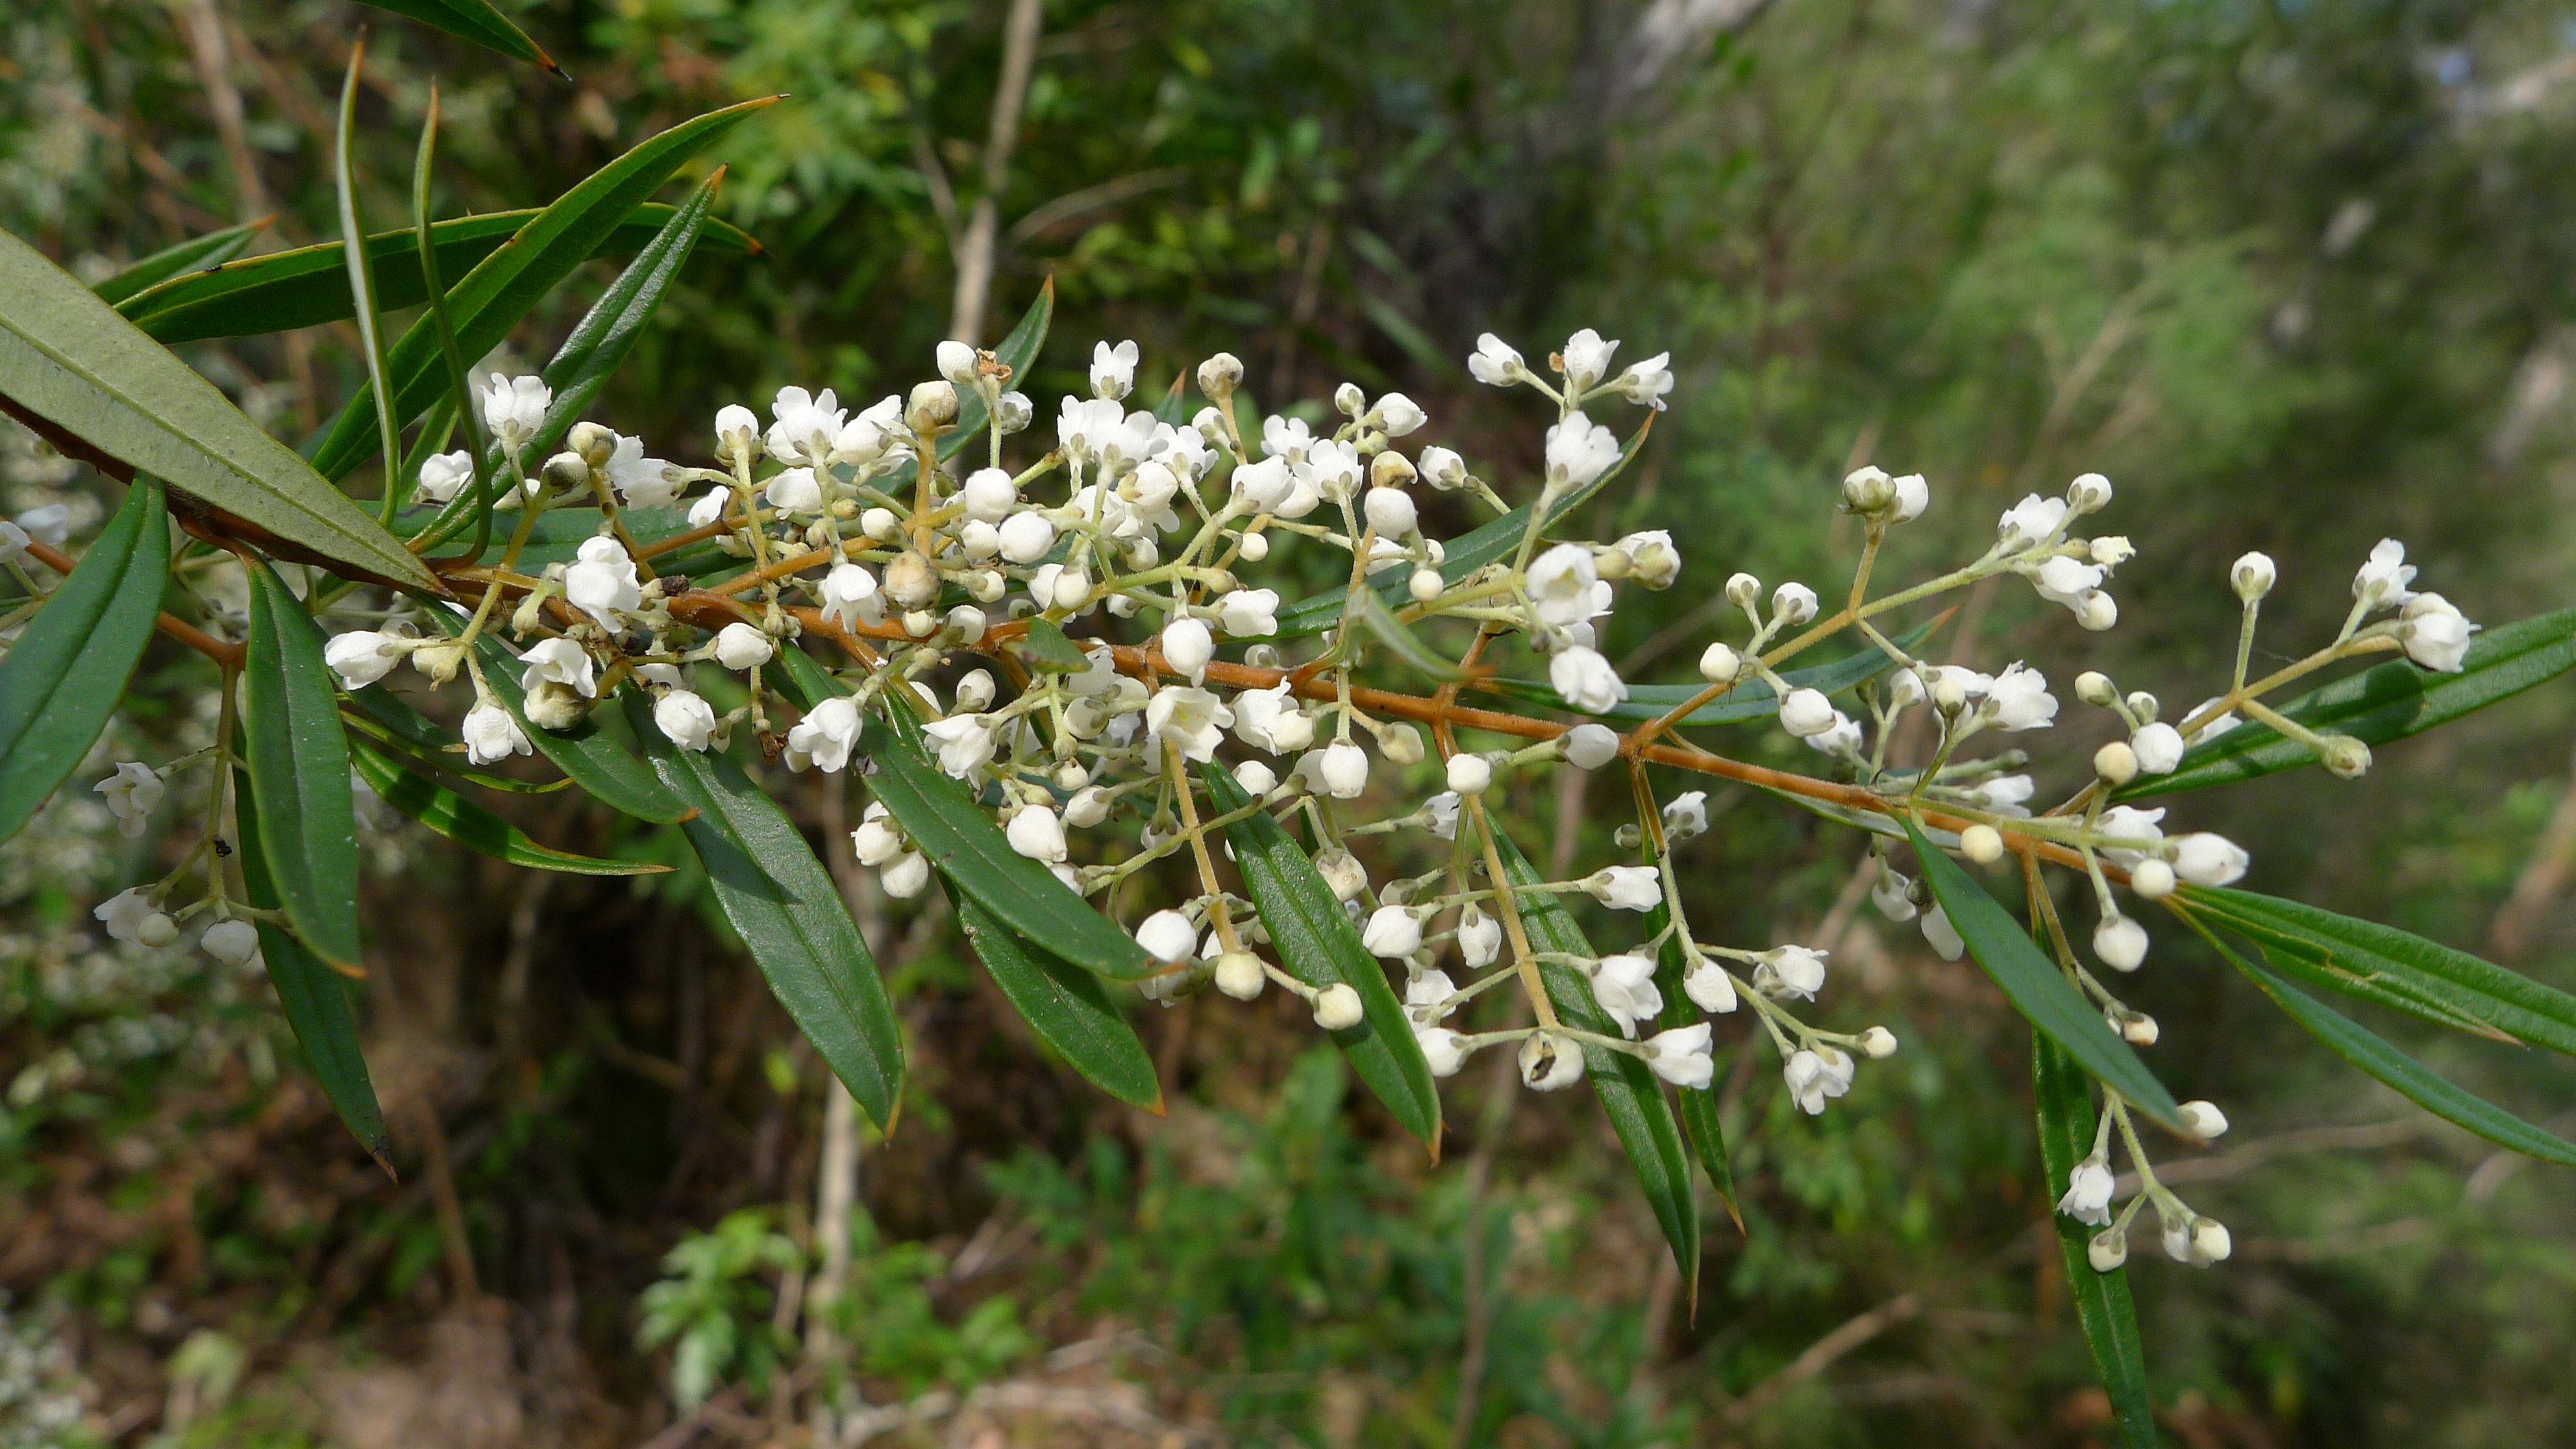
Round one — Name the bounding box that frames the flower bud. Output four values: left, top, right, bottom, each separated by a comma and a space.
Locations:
1446, 753, 1494, 795
2131, 721, 2184, 774
1197, 352, 1245, 397
1214, 950, 1265, 1000
936, 340, 981, 388
2179, 1100, 2229, 1138
2075, 671, 2116, 706
906, 379, 959, 432
2077, 591, 2119, 631
1313, 982, 1365, 1030
2189, 1217, 2231, 1266
883, 550, 941, 610
2094, 740, 2138, 786
1842, 465, 1896, 513
2087, 1230, 2129, 1272
138, 912, 179, 948
1376, 723, 1425, 766
861, 506, 900, 541
1333, 381, 1366, 417
954, 669, 997, 712
1724, 572, 1762, 608
2128, 859, 2177, 898
202, 919, 261, 965
1770, 582, 1819, 626
567, 420, 616, 469
541, 451, 591, 493
525, 680, 590, 732
1961, 824, 2004, 863
1933, 675, 1970, 716
1857, 1026, 1899, 1059
2094, 913, 2148, 971
1561, 723, 1620, 769
1409, 568, 1444, 603
1369, 451, 1417, 488
2120, 1011, 2159, 1045
1364, 487, 1418, 538
2319, 734, 2372, 779
1136, 910, 1198, 963
1698, 643, 1740, 685
2231, 551, 2276, 603
1314, 848, 1368, 902
2066, 472, 2113, 512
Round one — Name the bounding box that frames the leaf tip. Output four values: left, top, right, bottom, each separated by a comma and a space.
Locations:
368, 1139, 399, 1182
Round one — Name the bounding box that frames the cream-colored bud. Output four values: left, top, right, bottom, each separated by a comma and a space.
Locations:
906, 379, 958, 431
1698, 643, 1740, 685
1370, 451, 1417, 488
1961, 824, 2004, 863
2129, 860, 2176, 898
1213, 950, 1265, 1000
2320, 734, 2373, 779
524, 679, 590, 731
2074, 671, 2116, 706
882, 550, 940, 610
567, 421, 615, 469
541, 451, 590, 493
2094, 740, 2138, 786
414, 639, 469, 686
1376, 723, 1425, 766
1409, 568, 1444, 602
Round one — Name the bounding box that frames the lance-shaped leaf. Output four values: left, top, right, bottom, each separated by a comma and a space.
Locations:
625, 694, 902, 1127
333, 40, 404, 518
0, 475, 169, 842
310, 99, 776, 482
1272, 415, 1652, 639
236, 767, 392, 1175
0, 227, 438, 591
2118, 606, 2576, 801
2033, 1032, 2159, 1448
116, 207, 758, 343
241, 561, 365, 971
2175, 886, 2576, 1056
860, 716, 1152, 981
341, 702, 568, 795
350, 741, 666, 876
90, 221, 266, 306
451, 628, 689, 823
357, 0, 560, 73
950, 886, 1163, 1112
1200, 764, 1442, 1153
1483, 618, 1944, 724
1648, 905, 1739, 1228
2192, 921, 2576, 1167
1900, 816, 2185, 1132
1491, 828, 1699, 1283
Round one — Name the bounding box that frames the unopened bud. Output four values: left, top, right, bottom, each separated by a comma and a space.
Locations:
1724, 572, 1762, 608
2074, 671, 2116, 706
1333, 381, 1366, 418
1197, 353, 1245, 397
567, 420, 615, 469
2178, 1100, 2229, 1138
1409, 568, 1444, 603
2094, 740, 2139, 786
906, 379, 959, 432
1214, 950, 1265, 1000
1370, 451, 1417, 488
1698, 643, 1740, 685
414, 640, 469, 686
1313, 982, 1364, 1030
1376, 723, 1425, 766
883, 551, 940, 609
541, 451, 591, 493
1842, 465, 1896, 514
2124, 691, 2158, 724
2120, 1012, 2159, 1045
525, 679, 589, 732
1614, 823, 1644, 849
1933, 675, 1970, 716
1960, 824, 2004, 863
138, 912, 179, 948
2128, 859, 2177, 898
2087, 1230, 2129, 1272
2231, 551, 2277, 603
2319, 734, 2372, 779
1858, 1026, 1899, 1059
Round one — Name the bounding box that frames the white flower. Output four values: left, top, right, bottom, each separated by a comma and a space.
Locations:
688, 491, 729, 528
1779, 687, 1838, 738
995, 391, 1034, 433
1405, 970, 1458, 1025
1063, 786, 1112, 828
95, 762, 162, 837
1587, 953, 1664, 1038
923, 714, 998, 777
1921, 905, 1965, 960
17, 504, 69, 546
1527, 544, 1602, 628
1363, 906, 1424, 959
1645, 1024, 1713, 1087
1803, 710, 1862, 758
1418, 446, 1468, 491
2401, 593, 2478, 672
1584, 866, 1661, 911
954, 467, 1017, 523
786, 697, 862, 773
1458, 904, 1503, 967
1872, 866, 1919, 923
1363, 486, 1417, 538
1561, 328, 1619, 391
2353, 538, 2417, 610
1614, 352, 1672, 409
2131, 721, 2185, 774
852, 804, 906, 865
325, 630, 404, 691
766, 386, 848, 466
882, 851, 932, 898
764, 466, 823, 514
1468, 332, 1528, 386
1613, 530, 1680, 589
1233, 681, 1315, 755
1297, 438, 1364, 502
1890, 473, 1929, 523
818, 564, 883, 632
1160, 616, 1214, 684
1764, 945, 1827, 1001
565, 536, 642, 630
202, 919, 261, 965
655, 690, 716, 751
463, 702, 532, 765
1136, 910, 1198, 963
1996, 493, 2069, 550
416, 450, 475, 504
1784, 1046, 1855, 1115
1549, 646, 1628, 714
1561, 723, 1620, 769
1146, 687, 1234, 763
1417, 1028, 1470, 1077
714, 404, 760, 456
1683, 958, 1738, 1013
935, 340, 980, 388
1984, 663, 2058, 731
1006, 804, 1068, 863
1315, 848, 1370, 902
480, 372, 551, 447
832, 395, 910, 468
1313, 984, 1365, 1030
1543, 415, 1622, 491
1370, 393, 1428, 436
1518, 1032, 1587, 1091
1445, 754, 1495, 797
519, 637, 599, 699
2058, 1159, 2115, 1226
713, 623, 774, 671
2183, 697, 2240, 744
94, 887, 159, 944
1659, 791, 1707, 841
1230, 456, 1294, 514
1316, 739, 1369, 798
606, 434, 682, 508
2170, 832, 2250, 886
2094, 805, 2167, 865
1089, 339, 1139, 400
1213, 588, 1278, 638
1771, 582, 1819, 626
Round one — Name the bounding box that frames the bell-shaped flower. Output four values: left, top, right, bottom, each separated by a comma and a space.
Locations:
1920, 904, 1965, 961
201, 918, 260, 965
1145, 687, 1233, 763
655, 690, 717, 751
95, 886, 160, 944
1315, 739, 1369, 798
1232, 681, 1313, 756
2058, 1158, 2116, 1226
764, 466, 824, 514
1135, 909, 1198, 963
1561, 328, 1619, 391
1420, 791, 1461, 840
1006, 804, 1068, 863
1763, 945, 1828, 1001
463, 702, 532, 765
1417, 1027, 1470, 1077
1527, 544, 1601, 628
1550, 646, 1628, 714
95, 762, 163, 837
325, 630, 406, 691
1615, 352, 1672, 409
1406, 970, 1458, 1026
1160, 616, 1214, 684
1468, 333, 1527, 387
923, 713, 998, 778
819, 564, 883, 632
416, 450, 475, 504
1784, 1046, 1855, 1115
519, 637, 599, 699
1587, 952, 1664, 1037
1583, 866, 1662, 911
1363, 906, 1424, 960
1983, 663, 2058, 731
2401, 593, 2477, 672
1458, 904, 1503, 967
1779, 687, 1839, 738
1644, 1023, 1714, 1087
713, 623, 774, 671
765, 386, 848, 466
565, 536, 642, 631
1683, 958, 1738, 1013
786, 697, 862, 773
2170, 832, 2249, 886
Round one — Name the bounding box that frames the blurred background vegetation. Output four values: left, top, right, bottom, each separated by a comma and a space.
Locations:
7, 0, 2576, 1444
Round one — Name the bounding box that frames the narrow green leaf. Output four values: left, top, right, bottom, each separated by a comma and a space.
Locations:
350, 741, 666, 876
860, 715, 1153, 981
1200, 764, 1443, 1152
333, 42, 406, 525
1356, 588, 1467, 682
1272, 414, 1653, 639
1647, 906, 1738, 1226
357, 0, 560, 72
950, 886, 1163, 1111
2176, 886, 2576, 1055
1491, 828, 1699, 1280
2118, 606, 2576, 800
340, 704, 570, 795
625, 694, 902, 1126
410, 95, 497, 565
310, 99, 778, 482
1900, 816, 2185, 1131
2192, 922, 2576, 1167
458, 630, 691, 823
2033, 1032, 2160, 1448
116, 207, 759, 343
1483, 619, 1942, 723
241, 562, 365, 970
90, 221, 266, 306
235, 766, 392, 1174
0, 227, 438, 591
0, 476, 169, 842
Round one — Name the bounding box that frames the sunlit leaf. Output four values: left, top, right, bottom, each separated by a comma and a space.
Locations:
89, 221, 265, 306
950, 886, 1163, 1111
350, 741, 667, 876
